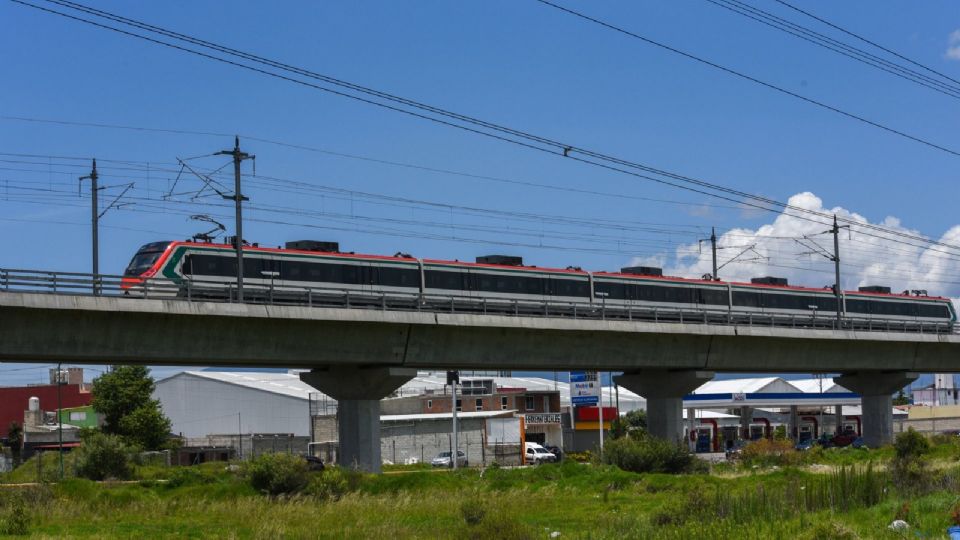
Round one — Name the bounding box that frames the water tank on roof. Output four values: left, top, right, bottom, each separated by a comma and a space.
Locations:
620, 266, 663, 276
476, 255, 523, 266
28, 397, 39, 412
858, 285, 891, 294
751, 276, 789, 286
285, 240, 340, 252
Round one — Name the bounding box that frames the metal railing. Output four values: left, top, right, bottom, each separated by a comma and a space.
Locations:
1, 268, 955, 335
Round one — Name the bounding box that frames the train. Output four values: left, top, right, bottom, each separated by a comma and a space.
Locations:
121, 240, 957, 330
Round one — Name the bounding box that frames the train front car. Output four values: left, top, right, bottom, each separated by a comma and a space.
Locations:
121, 241, 176, 295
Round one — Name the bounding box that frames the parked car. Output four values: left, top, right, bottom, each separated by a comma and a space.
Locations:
725, 439, 748, 459
795, 439, 815, 451
524, 442, 557, 464
303, 455, 325, 471
431, 450, 468, 468
831, 433, 856, 448
851, 437, 867, 449
544, 445, 563, 462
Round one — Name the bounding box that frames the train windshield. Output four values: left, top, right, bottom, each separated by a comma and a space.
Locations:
124, 242, 170, 276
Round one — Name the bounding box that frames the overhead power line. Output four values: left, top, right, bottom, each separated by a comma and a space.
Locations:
771, 0, 960, 88
704, 0, 960, 98
9, 0, 960, 224
533, 0, 960, 157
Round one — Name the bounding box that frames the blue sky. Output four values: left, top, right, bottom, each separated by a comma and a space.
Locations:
1, 1, 958, 385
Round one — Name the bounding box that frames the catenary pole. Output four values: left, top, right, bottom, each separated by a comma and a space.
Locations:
79, 160, 100, 295
217, 137, 253, 302
832, 215, 843, 324
711, 227, 719, 281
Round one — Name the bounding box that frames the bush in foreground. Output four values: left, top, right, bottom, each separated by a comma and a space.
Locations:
245, 452, 309, 495
74, 432, 134, 481
600, 435, 706, 474
891, 429, 931, 494
739, 438, 803, 467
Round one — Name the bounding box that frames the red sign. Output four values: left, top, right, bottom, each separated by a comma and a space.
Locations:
576, 406, 618, 421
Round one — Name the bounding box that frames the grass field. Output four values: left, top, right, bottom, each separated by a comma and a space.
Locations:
2, 441, 960, 539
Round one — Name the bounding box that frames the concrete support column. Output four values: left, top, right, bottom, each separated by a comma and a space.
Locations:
739, 406, 753, 440
615, 370, 714, 444
686, 407, 696, 451
300, 366, 416, 473
789, 405, 798, 441
834, 372, 917, 448
835, 404, 843, 436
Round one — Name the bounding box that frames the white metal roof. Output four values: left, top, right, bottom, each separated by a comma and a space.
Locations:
164, 371, 316, 400
692, 377, 789, 394
789, 378, 850, 394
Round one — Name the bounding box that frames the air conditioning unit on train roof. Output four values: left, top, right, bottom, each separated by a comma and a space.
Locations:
476, 255, 523, 266
751, 276, 788, 286
858, 285, 892, 294
285, 240, 340, 252
620, 266, 663, 276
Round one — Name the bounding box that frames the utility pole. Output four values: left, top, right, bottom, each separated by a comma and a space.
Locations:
57, 362, 63, 480
710, 227, 718, 281
448, 370, 459, 469
216, 137, 253, 302
831, 215, 843, 324
79, 160, 101, 295
699, 227, 719, 281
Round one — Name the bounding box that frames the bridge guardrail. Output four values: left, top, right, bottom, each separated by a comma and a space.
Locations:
0, 268, 955, 335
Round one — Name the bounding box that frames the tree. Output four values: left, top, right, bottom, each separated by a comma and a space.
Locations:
892, 390, 911, 406
7, 421, 23, 465
91, 365, 172, 450
610, 409, 647, 439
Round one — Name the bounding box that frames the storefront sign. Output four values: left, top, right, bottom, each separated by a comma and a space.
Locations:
523, 413, 562, 425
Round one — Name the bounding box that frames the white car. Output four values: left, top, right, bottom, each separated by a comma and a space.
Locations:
431, 450, 468, 468
525, 443, 557, 464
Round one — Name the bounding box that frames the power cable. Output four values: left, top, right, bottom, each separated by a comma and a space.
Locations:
12, 0, 960, 247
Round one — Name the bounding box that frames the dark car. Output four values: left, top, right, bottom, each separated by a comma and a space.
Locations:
795, 439, 815, 451
725, 439, 748, 459
544, 445, 563, 462
851, 437, 867, 449
304, 455, 325, 471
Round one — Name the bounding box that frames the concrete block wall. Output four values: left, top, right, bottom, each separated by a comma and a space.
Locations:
379, 417, 522, 466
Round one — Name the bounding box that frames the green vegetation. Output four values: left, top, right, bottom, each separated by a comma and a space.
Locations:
2, 432, 960, 538
91, 365, 172, 451
73, 432, 136, 481
600, 434, 706, 474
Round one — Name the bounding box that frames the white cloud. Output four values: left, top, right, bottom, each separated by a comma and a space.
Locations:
946, 29, 960, 60
631, 192, 960, 302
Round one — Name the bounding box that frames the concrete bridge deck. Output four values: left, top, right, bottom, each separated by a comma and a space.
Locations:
0, 292, 957, 372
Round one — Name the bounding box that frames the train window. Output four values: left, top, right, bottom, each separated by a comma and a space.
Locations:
870, 301, 917, 317
551, 277, 589, 297
184, 254, 234, 277
665, 287, 696, 304
918, 303, 949, 318
524, 276, 545, 295
763, 293, 809, 310
425, 269, 466, 290
845, 299, 870, 314
594, 281, 626, 300
242, 258, 265, 279
698, 288, 728, 306
732, 291, 761, 308
378, 266, 420, 288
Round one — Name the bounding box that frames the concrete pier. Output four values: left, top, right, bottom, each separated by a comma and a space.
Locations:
300, 366, 415, 473
833, 372, 917, 448
616, 370, 714, 443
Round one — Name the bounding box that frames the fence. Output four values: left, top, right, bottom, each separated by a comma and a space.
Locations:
2, 268, 953, 335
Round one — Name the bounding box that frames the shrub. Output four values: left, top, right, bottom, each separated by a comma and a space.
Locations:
739, 439, 802, 467
305, 467, 357, 500
601, 435, 706, 474
460, 498, 487, 526
245, 453, 309, 495
74, 432, 134, 481
891, 429, 931, 495
0, 495, 28, 536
